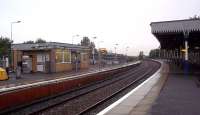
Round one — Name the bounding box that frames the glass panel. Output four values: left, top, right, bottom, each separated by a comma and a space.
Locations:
64, 50, 71, 62
56, 49, 62, 52
56, 49, 71, 63
56, 52, 63, 63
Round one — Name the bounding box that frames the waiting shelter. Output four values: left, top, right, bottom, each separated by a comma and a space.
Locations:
150, 19, 200, 68
11, 42, 90, 73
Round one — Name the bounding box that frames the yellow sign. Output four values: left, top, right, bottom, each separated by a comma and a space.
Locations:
99, 48, 107, 54
181, 49, 187, 52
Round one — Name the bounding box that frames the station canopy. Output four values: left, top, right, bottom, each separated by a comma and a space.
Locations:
150, 19, 200, 50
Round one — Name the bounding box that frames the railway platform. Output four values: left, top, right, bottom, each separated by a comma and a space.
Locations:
0, 62, 139, 92
99, 60, 200, 115
0, 65, 98, 88
148, 65, 200, 115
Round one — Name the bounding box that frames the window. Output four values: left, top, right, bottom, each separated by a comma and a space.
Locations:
56, 51, 62, 63
64, 51, 71, 62
81, 53, 88, 62
56, 49, 71, 63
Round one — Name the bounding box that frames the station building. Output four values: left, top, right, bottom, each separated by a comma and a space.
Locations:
11, 42, 90, 73
150, 19, 200, 69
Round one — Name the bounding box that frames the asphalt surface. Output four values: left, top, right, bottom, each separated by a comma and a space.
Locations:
148, 66, 200, 115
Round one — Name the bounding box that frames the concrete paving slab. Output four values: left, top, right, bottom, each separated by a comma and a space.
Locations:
108, 105, 133, 114
130, 111, 146, 115
120, 97, 143, 106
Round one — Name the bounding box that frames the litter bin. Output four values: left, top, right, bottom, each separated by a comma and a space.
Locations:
0, 67, 8, 80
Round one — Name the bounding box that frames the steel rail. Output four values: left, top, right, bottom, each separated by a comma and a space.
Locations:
78, 62, 159, 115
36, 61, 160, 115
29, 64, 145, 114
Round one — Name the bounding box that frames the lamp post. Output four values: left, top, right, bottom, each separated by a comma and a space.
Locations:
92, 37, 97, 65
126, 46, 129, 63
98, 41, 104, 70
114, 44, 118, 56
10, 21, 21, 71
114, 44, 119, 64
11, 21, 21, 42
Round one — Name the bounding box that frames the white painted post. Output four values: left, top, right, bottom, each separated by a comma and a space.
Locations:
185, 40, 188, 61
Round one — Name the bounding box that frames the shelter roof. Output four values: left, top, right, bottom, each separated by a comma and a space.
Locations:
12, 42, 89, 51
150, 19, 200, 33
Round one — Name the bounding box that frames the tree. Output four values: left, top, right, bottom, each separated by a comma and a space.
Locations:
35, 38, 46, 43
90, 42, 95, 49
80, 36, 97, 58
0, 36, 12, 58
23, 40, 34, 44
80, 37, 90, 46
23, 38, 47, 44
80, 37, 96, 49
189, 15, 200, 20
138, 51, 144, 60
149, 49, 160, 58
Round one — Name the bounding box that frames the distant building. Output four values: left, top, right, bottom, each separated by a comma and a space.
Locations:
101, 53, 127, 65
11, 42, 90, 73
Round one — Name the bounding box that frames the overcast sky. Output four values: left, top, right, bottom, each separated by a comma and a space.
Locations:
0, 0, 200, 56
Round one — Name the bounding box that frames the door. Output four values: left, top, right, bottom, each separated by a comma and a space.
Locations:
22, 55, 32, 73
37, 54, 45, 72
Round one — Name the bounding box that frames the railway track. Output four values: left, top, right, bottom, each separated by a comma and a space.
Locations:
2, 60, 160, 115
78, 64, 156, 115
